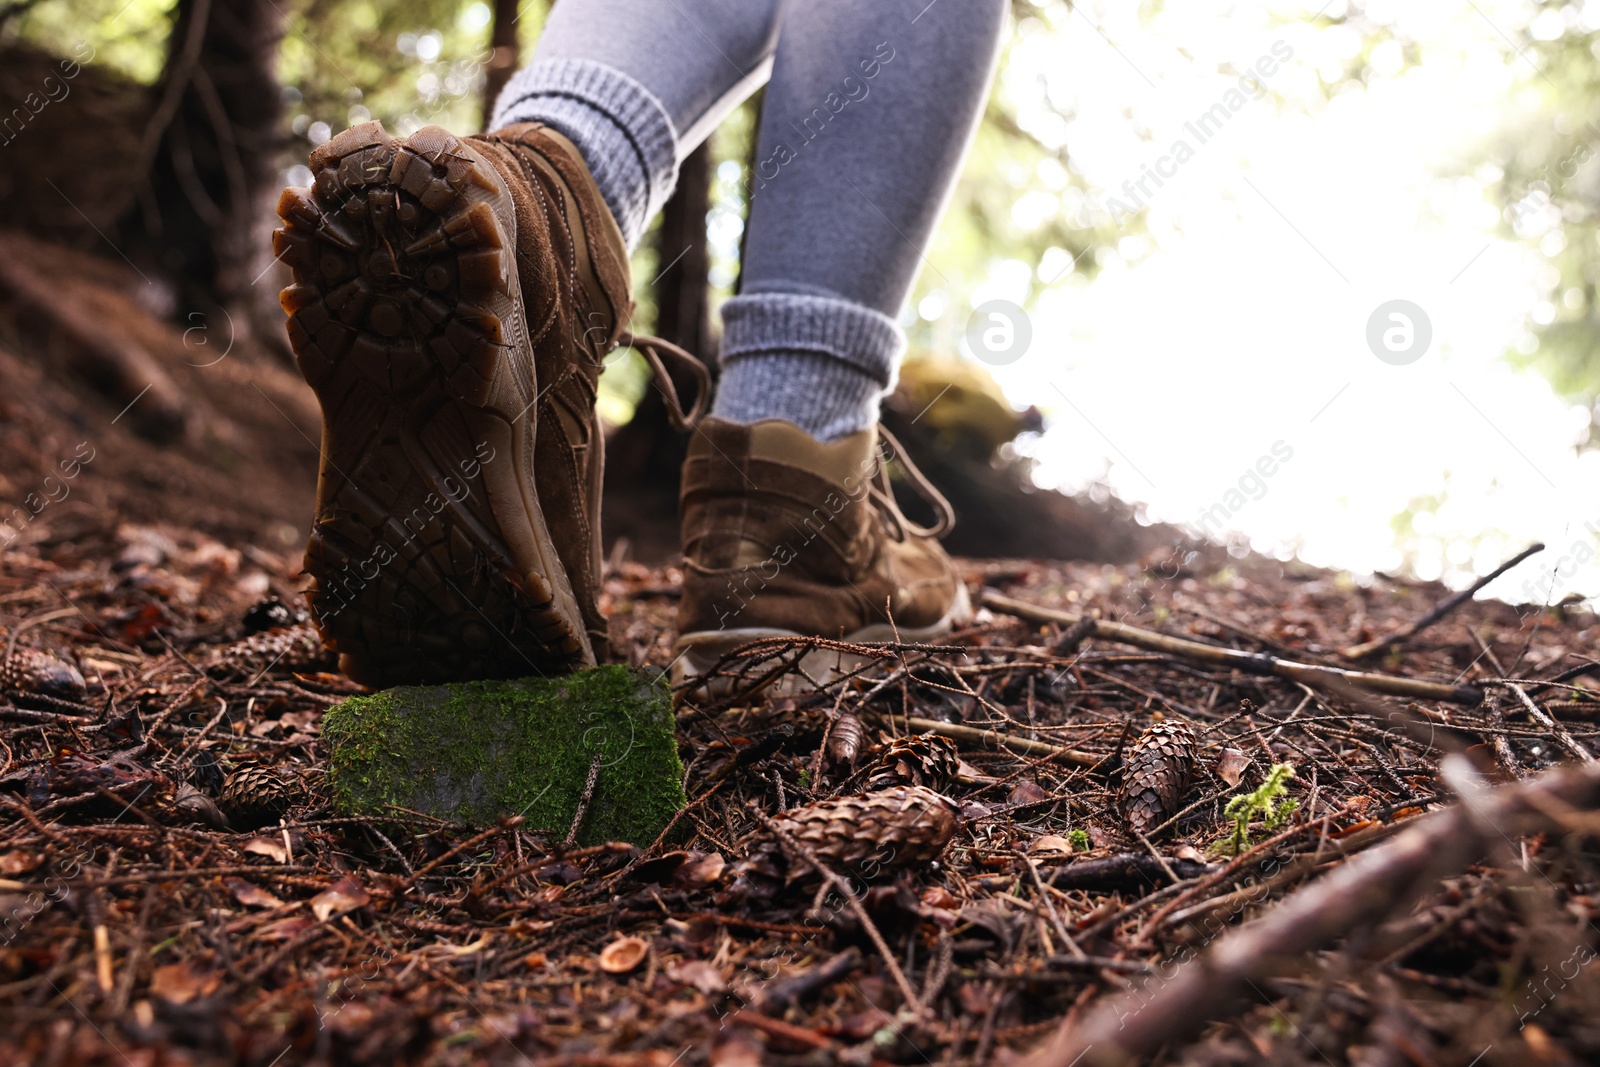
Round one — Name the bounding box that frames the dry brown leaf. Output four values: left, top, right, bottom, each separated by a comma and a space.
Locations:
1008, 780, 1053, 805
0, 851, 40, 876
224, 878, 284, 909
956, 759, 1000, 784
309, 876, 369, 922
1030, 835, 1077, 855
150, 959, 220, 1004
598, 935, 649, 974
667, 959, 726, 995
1216, 748, 1252, 788
241, 836, 288, 863
675, 851, 726, 887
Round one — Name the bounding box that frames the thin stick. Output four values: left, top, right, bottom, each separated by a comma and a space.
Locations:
981, 592, 1482, 706
864, 711, 1099, 768
563, 751, 605, 850
1025, 858, 1086, 960
1503, 682, 1595, 764
406, 817, 523, 885
1341, 541, 1545, 659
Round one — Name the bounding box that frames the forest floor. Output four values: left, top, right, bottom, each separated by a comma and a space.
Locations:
2, 227, 1600, 1067
2, 508, 1599, 1066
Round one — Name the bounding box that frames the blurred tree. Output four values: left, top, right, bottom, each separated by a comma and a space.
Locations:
1480, 1, 1600, 442
480, 0, 522, 121
114, 0, 284, 328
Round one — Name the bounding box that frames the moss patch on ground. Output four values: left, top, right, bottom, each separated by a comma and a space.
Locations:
321, 666, 685, 846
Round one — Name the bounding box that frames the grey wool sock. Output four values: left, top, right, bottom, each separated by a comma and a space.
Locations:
714, 292, 904, 442
490, 57, 678, 249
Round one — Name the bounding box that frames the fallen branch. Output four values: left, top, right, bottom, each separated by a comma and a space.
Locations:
1018, 756, 1600, 1067
1340, 541, 1545, 659
982, 592, 1482, 706
1041, 853, 1216, 892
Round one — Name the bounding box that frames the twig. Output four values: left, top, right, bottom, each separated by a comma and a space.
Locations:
1051, 616, 1097, 657
864, 712, 1099, 767
1502, 682, 1595, 764
752, 946, 862, 1012
563, 751, 605, 850
1026, 858, 1086, 960
1018, 756, 1600, 1067
406, 818, 523, 886
982, 592, 1482, 706
1340, 541, 1544, 659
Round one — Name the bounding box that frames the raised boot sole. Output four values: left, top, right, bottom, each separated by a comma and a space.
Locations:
275, 121, 592, 686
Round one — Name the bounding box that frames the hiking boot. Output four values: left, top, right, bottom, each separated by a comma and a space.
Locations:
673, 418, 972, 694
274, 121, 703, 686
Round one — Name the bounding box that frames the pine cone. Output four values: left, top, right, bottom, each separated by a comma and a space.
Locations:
775, 785, 960, 878
865, 732, 960, 791
1, 647, 86, 701
219, 766, 302, 828
723, 786, 960, 904
1120, 719, 1199, 837
204, 624, 331, 678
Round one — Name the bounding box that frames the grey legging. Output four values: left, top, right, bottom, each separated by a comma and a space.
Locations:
492, 0, 1007, 439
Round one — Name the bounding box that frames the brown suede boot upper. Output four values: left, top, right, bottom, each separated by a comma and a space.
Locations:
677, 418, 970, 643
471, 123, 634, 661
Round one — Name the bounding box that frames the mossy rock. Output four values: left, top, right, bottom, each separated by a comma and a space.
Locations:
321, 665, 685, 846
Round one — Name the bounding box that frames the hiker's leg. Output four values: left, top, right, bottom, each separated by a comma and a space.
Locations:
491, 0, 783, 248
713, 0, 1007, 442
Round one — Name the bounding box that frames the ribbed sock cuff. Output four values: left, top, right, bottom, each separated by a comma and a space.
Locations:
714, 293, 905, 441
490, 58, 678, 248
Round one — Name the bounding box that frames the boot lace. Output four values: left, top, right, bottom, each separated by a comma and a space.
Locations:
868, 425, 956, 541
617, 331, 711, 431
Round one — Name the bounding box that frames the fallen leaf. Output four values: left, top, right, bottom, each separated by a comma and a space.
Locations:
224, 878, 283, 909
920, 886, 961, 911
675, 851, 726, 887
959, 798, 994, 821
1008, 780, 1053, 805
1216, 748, 1252, 788
241, 836, 288, 863
598, 935, 649, 974
956, 759, 1000, 784
667, 959, 725, 995
0, 851, 41, 877
1030, 835, 1077, 855
1174, 844, 1204, 863
150, 959, 220, 1004
309, 876, 369, 922
254, 917, 315, 942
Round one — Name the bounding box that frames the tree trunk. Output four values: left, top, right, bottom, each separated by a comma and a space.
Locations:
653, 140, 713, 358
602, 140, 715, 561
116, 0, 283, 329
481, 0, 524, 128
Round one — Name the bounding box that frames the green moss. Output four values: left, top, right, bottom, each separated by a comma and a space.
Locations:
321, 666, 685, 846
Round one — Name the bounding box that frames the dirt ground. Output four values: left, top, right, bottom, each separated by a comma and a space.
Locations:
3, 237, 1600, 1066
